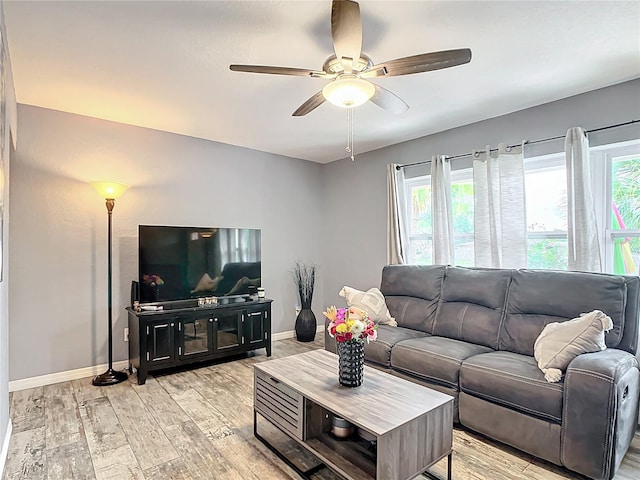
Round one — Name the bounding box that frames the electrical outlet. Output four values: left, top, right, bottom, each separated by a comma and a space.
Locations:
124, 327, 129, 342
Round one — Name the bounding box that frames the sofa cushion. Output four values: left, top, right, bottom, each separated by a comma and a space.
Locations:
339, 286, 397, 326
432, 267, 511, 349
363, 325, 429, 367
380, 265, 445, 333
460, 351, 564, 424
501, 270, 627, 356
391, 336, 493, 389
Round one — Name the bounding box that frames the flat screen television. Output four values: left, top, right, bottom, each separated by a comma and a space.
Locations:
138, 225, 261, 303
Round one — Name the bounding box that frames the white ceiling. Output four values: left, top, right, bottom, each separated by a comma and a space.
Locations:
4, 1, 640, 163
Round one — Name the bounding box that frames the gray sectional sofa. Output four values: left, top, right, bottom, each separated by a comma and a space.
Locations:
324, 265, 640, 480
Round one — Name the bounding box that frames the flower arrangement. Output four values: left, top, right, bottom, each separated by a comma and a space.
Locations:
142, 274, 164, 287
323, 306, 377, 344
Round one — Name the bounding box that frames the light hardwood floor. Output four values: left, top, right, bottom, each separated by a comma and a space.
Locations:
3, 338, 639, 480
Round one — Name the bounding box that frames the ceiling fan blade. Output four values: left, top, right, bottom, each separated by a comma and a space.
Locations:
292, 90, 326, 116
230, 65, 331, 78
359, 66, 387, 79
368, 48, 472, 77
331, 0, 362, 72
370, 83, 409, 114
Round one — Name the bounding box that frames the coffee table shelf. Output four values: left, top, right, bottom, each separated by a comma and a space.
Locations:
305, 433, 376, 479
254, 349, 454, 480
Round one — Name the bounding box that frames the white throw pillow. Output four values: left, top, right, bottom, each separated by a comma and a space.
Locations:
339, 286, 397, 326
190, 273, 223, 294
534, 310, 613, 383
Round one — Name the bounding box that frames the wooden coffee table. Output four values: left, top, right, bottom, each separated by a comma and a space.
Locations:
253, 349, 453, 480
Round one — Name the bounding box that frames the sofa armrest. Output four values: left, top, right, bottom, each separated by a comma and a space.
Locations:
561, 349, 639, 480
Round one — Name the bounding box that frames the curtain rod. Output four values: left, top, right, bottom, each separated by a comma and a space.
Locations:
396, 119, 640, 170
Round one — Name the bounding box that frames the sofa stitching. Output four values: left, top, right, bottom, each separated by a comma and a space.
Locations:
462, 387, 561, 422
567, 368, 614, 383
463, 364, 564, 391
400, 301, 410, 328
496, 273, 513, 351
393, 364, 458, 389
431, 299, 443, 334
458, 304, 469, 339
393, 343, 463, 364
602, 376, 615, 479
561, 367, 570, 463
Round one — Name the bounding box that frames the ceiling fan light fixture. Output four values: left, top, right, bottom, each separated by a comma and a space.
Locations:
322, 75, 374, 108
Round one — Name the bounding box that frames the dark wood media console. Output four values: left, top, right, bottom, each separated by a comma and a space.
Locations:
127, 298, 272, 384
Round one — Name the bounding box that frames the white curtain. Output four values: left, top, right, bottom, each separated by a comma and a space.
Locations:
431, 155, 455, 265
386, 163, 407, 264
219, 228, 261, 264
565, 127, 602, 272
473, 143, 527, 268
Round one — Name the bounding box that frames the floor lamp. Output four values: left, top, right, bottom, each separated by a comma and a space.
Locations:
91, 181, 130, 386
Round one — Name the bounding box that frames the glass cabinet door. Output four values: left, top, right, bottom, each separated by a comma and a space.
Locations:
215, 312, 242, 350
180, 317, 211, 357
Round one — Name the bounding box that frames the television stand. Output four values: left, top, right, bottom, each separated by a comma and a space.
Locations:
127, 298, 272, 384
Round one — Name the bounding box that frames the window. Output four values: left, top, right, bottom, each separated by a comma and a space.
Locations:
405, 177, 432, 264
602, 142, 640, 275
405, 169, 474, 265
404, 139, 640, 274
524, 155, 568, 270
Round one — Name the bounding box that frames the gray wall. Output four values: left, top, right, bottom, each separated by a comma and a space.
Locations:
321, 79, 640, 309
0, 0, 17, 464
8, 79, 640, 383
9, 105, 325, 381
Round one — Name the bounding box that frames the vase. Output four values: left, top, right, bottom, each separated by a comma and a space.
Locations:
295, 307, 316, 342
337, 340, 365, 387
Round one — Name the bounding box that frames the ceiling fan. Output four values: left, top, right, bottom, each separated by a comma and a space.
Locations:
229, 0, 472, 117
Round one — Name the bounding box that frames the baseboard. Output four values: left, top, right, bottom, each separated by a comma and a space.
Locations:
0, 419, 12, 477
9, 326, 326, 391
272, 324, 324, 342
8, 360, 129, 392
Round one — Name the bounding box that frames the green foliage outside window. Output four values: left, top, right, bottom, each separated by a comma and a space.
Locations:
612, 158, 640, 230
612, 157, 640, 274
409, 154, 639, 272
527, 239, 568, 270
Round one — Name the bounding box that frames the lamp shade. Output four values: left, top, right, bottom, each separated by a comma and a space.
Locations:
91, 181, 129, 199
322, 76, 375, 108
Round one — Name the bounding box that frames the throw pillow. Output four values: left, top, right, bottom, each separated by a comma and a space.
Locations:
190, 273, 223, 294
339, 286, 397, 326
534, 310, 613, 383
227, 276, 261, 295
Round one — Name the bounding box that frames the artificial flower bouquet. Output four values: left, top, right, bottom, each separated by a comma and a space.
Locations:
323, 306, 377, 344
142, 274, 164, 287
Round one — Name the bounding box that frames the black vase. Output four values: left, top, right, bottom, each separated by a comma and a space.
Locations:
337, 341, 365, 387
295, 305, 316, 342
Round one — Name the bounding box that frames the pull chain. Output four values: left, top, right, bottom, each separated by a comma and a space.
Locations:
345, 108, 355, 161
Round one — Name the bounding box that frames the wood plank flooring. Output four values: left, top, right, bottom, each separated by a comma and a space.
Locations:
3, 338, 639, 480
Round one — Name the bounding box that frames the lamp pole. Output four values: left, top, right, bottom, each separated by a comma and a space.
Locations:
92, 182, 129, 386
